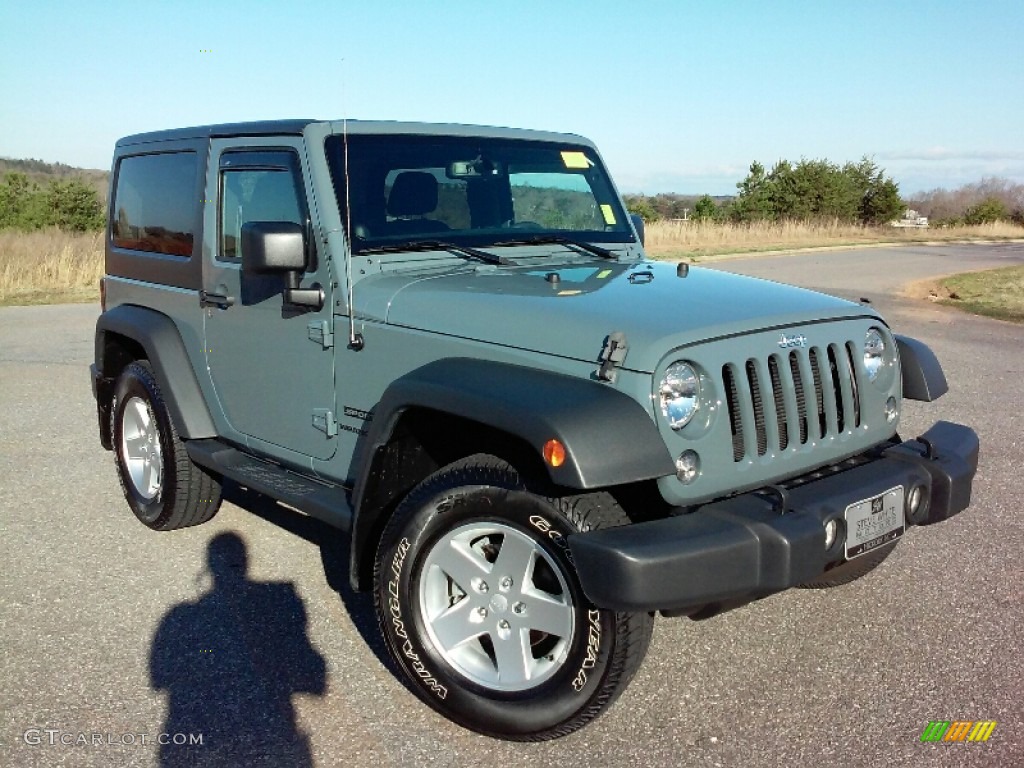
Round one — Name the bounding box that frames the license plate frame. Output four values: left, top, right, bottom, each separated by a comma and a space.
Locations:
844, 486, 905, 559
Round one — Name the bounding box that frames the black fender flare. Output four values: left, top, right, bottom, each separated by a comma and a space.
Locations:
95, 305, 216, 439
348, 357, 675, 588
895, 335, 948, 402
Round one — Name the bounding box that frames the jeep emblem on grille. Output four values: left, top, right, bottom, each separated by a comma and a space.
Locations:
778, 333, 808, 349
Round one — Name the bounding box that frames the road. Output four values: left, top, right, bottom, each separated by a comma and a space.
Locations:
1, 243, 1022, 767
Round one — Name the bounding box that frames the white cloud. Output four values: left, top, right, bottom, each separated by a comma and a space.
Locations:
878, 148, 1024, 163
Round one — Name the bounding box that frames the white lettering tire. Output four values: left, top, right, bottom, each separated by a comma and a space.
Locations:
373, 454, 653, 740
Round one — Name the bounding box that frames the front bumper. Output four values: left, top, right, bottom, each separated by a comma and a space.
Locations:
568, 421, 979, 615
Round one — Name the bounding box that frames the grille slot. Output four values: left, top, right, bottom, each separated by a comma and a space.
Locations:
768, 356, 789, 450
845, 342, 862, 428
745, 361, 768, 457
726, 341, 863, 463
809, 347, 826, 438
789, 352, 808, 444
724, 365, 744, 462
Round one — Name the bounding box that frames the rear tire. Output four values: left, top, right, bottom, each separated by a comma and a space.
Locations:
373, 454, 653, 741
111, 361, 222, 530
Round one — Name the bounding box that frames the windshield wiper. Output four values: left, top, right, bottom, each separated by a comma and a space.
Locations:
491, 235, 617, 260
362, 240, 507, 265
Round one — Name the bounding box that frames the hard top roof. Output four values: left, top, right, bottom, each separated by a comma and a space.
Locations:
115, 120, 592, 148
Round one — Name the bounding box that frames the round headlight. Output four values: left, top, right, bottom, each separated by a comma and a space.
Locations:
864, 328, 885, 382
659, 362, 700, 430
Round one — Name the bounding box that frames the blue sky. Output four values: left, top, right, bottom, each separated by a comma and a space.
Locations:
1, 1, 1021, 195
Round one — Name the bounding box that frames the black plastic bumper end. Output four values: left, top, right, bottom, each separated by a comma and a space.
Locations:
883, 421, 979, 524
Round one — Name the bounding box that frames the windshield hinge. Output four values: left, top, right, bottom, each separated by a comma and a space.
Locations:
596, 331, 628, 383
308, 320, 334, 349
312, 409, 338, 438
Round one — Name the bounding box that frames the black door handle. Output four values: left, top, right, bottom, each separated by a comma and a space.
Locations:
199, 290, 235, 309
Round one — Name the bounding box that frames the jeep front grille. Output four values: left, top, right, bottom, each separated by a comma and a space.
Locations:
723, 343, 862, 462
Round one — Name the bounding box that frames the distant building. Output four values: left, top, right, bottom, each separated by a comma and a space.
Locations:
892, 209, 929, 228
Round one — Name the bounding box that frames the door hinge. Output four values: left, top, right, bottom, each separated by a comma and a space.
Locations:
595, 331, 628, 383
312, 409, 337, 438
308, 319, 334, 349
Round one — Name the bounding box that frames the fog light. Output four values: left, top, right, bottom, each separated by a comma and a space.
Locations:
907, 486, 923, 516
675, 450, 700, 484
885, 396, 898, 424
824, 519, 838, 549
905, 484, 932, 526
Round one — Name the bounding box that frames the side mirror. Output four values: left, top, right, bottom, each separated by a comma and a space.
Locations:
240, 221, 323, 309
241, 221, 306, 274
629, 213, 645, 247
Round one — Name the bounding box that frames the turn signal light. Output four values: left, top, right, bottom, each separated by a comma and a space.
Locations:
542, 439, 566, 468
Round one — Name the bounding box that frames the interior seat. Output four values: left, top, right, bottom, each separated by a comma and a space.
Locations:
386, 171, 449, 235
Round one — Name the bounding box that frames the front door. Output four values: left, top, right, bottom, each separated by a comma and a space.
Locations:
202, 137, 336, 461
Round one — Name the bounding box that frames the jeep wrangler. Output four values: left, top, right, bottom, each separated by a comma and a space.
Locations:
90, 120, 978, 740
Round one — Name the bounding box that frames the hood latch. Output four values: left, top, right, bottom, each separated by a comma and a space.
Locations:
596, 332, 629, 383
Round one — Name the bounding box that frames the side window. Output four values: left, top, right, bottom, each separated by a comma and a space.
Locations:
112, 152, 198, 256
218, 151, 306, 261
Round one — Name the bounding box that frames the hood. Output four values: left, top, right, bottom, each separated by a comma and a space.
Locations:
354, 260, 878, 373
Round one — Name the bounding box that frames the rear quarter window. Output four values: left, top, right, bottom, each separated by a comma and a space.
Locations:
111, 152, 198, 256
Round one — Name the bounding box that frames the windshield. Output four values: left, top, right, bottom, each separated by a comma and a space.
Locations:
325, 134, 635, 255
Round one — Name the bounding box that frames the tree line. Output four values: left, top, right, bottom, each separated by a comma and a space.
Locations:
0, 171, 105, 232
626, 157, 905, 225
907, 177, 1024, 226
626, 159, 1024, 228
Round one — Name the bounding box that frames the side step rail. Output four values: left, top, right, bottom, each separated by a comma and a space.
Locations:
186, 439, 353, 532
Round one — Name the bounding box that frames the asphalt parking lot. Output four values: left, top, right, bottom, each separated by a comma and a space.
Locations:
1, 243, 1022, 767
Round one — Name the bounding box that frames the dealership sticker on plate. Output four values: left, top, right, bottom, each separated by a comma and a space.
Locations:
844, 486, 905, 559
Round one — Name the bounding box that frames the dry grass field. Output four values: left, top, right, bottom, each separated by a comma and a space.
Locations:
0, 229, 104, 305
1, 222, 1023, 307
644, 218, 1024, 259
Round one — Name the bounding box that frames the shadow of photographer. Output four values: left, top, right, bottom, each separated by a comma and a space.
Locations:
150, 531, 326, 767
221, 483, 392, 671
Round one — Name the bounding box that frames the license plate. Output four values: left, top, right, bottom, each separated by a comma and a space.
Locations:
844, 486, 905, 559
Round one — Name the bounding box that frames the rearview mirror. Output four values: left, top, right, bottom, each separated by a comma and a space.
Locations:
447, 156, 501, 179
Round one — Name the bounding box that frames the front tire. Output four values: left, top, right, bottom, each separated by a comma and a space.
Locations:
799, 541, 897, 588
111, 361, 222, 530
373, 454, 653, 741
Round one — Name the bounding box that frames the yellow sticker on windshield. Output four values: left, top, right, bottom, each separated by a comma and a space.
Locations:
557, 289, 583, 296
596, 269, 612, 279
600, 204, 616, 225
561, 151, 590, 169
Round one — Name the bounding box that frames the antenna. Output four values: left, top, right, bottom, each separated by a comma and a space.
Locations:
340, 60, 364, 350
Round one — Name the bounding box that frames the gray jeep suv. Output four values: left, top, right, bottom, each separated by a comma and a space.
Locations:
90, 119, 978, 740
